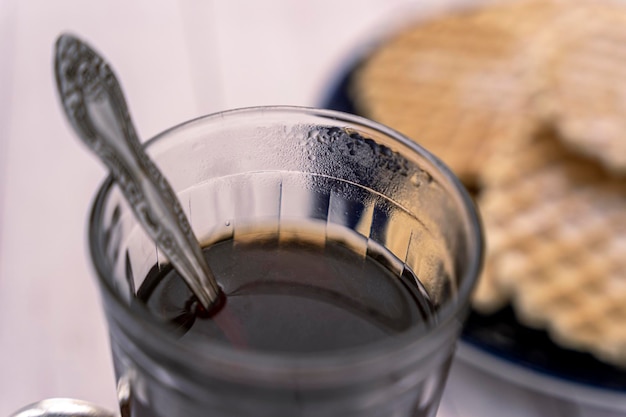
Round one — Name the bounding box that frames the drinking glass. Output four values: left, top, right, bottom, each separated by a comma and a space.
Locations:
25, 106, 484, 417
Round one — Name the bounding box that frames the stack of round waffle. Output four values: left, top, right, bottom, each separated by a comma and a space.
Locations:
351, 0, 626, 366
478, 128, 626, 365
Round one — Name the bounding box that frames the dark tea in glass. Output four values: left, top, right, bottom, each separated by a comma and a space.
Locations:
90, 107, 482, 417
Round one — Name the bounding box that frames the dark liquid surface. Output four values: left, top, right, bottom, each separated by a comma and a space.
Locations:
138, 238, 434, 353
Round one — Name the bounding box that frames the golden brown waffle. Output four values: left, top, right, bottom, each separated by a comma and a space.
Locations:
536, 1, 626, 175
350, 0, 564, 188
351, 0, 626, 365
477, 127, 626, 366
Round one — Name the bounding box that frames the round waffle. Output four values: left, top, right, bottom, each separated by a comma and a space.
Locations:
537, 1, 626, 175
350, 0, 626, 366
477, 127, 626, 366
350, 0, 563, 189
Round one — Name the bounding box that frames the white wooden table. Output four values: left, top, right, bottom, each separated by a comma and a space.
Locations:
0, 1, 622, 415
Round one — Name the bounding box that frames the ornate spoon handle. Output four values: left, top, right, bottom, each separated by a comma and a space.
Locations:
55, 34, 220, 309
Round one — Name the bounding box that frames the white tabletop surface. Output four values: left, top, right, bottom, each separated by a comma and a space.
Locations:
0, 0, 623, 416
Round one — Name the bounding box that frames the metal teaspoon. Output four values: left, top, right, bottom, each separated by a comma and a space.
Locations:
54, 33, 221, 309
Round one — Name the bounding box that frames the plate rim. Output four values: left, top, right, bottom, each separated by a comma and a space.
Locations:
456, 341, 626, 412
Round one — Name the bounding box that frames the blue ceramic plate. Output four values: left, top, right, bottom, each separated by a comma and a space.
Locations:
319, 58, 626, 411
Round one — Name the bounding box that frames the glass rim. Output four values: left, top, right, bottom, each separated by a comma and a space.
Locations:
88, 105, 484, 381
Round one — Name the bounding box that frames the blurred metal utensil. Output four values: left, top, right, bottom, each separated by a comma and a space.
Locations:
11, 398, 117, 417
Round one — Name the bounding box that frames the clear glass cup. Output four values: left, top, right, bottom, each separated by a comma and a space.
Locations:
88, 106, 483, 417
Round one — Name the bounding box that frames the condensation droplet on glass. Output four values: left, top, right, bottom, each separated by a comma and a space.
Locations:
410, 173, 422, 188
225, 220, 231, 227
